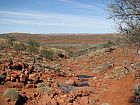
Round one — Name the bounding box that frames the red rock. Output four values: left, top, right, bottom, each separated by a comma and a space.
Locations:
79, 96, 89, 105
51, 98, 58, 105
67, 103, 73, 105
12, 82, 24, 88
41, 93, 51, 105
20, 74, 26, 82
73, 101, 80, 105
5, 76, 11, 81
25, 84, 37, 88
65, 79, 77, 86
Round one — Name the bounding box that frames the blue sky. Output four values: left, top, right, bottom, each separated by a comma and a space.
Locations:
0, 0, 115, 34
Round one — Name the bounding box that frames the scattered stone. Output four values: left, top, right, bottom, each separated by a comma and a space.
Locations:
106, 67, 130, 80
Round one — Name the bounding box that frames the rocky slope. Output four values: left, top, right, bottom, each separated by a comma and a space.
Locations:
0, 45, 140, 105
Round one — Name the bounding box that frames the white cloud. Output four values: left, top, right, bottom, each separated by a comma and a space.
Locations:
0, 10, 114, 28
56, 0, 103, 11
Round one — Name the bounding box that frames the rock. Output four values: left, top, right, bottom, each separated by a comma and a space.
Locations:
106, 67, 130, 80
79, 96, 89, 105
11, 73, 19, 82
73, 101, 80, 105
28, 65, 33, 73
69, 87, 91, 99
25, 70, 29, 75
65, 79, 77, 86
89, 99, 96, 105
12, 82, 24, 88
20, 74, 27, 83
67, 103, 73, 105
25, 84, 37, 88
15, 95, 28, 105
41, 93, 51, 105
101, 103, 110, 105
59, 84, 76, 94
51, 98, 58, 105
29, 73, 39, 84
5, 76, 11, 81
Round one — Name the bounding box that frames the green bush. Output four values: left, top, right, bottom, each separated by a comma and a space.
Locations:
13, 43, 26, 52
100, 40, 115, 48
65, 48, 75, 57
37, 86, 53, 94
26, 39, 40, 53
3, 88, 19, 100
0, 74, 5, 84
40, 50, 53, 60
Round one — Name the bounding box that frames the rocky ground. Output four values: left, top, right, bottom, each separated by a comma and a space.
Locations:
0, 45, 140, 105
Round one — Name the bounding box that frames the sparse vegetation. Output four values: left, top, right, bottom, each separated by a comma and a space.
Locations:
13, 42, 26, 52
3, 88, 19, 100
37, 86, 53, 94
133, 83, 140, 104
26, 39, 40, 53
40, 49, 53, 60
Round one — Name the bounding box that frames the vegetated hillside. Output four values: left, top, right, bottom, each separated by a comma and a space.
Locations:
0, 34, 139, 105
0, 33, 118, 44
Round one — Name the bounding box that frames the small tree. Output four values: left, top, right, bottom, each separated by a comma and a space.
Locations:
108, 0, 140, 45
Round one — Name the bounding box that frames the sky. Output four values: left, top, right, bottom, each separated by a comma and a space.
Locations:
0, 0, 115, 34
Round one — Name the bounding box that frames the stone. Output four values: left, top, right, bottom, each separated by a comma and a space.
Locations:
73, 101, 80, 105
20, 74, 27, 82
79, 96, 89, 105
106, 67, 130, 80
41, 93, 51, 105
29, 73, 39, 84
12, 82, 24, 88
51, 98, 58, 105
101, 103, 110, 105
25, 84, 37, 88
65, 79, 77, 86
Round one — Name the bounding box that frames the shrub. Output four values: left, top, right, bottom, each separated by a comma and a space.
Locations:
0, 74, 5, 84
13, 43, 26, 52
3, 88, 19, 100
65, 48, 75, 57
37, 83, 46, 88
100, 40, 115, 48
37, 86, 53, 94
26, 39, 39, 53
133, 83, 140, 104
40, 50, 53, 60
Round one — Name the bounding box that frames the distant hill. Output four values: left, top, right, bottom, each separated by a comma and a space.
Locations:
0, 33, 118, 45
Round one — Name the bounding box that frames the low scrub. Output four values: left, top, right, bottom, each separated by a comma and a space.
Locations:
3, 88, 19, 100
40, 50, 53, 60
133, 83, 140, 104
